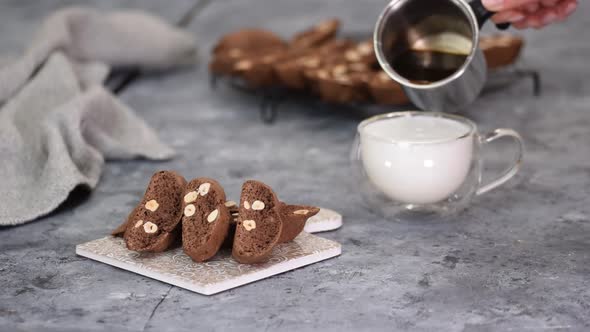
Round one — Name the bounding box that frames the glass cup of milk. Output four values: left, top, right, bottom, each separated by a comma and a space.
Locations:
351, 111, 524, 220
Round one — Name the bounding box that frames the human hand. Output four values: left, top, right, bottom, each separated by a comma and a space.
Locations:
482, 0, 578, 29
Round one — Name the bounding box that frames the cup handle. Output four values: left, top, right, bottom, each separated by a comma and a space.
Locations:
476, 128, 525, 196
470, 0, 511, 30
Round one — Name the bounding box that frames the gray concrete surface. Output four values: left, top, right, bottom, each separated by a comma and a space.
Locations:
1, 1, 589, 331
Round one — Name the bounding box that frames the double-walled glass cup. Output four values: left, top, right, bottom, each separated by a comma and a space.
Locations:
351, 111, 524, 220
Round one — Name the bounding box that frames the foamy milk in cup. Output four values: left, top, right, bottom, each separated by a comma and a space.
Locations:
351, 111, 524, 220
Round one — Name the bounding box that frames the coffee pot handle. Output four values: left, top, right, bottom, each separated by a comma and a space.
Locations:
470, 0, 511, 30
476, 129, 525, 196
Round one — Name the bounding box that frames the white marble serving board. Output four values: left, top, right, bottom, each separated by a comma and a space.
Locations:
76, 232, 341, 295
304, 207, 342, 233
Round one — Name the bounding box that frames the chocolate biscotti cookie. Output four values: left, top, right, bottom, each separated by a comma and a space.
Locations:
268, 44, 358, 89
272, 40, 352, 90
480, 35, 524, 69
210, 28, 287, 77
315, 64, 371, 103
317, 39, 356, 55
278, 203, 320, 243
182, 178, 231, 262
343, 40, 377, 66
111, 205, 141, 237
274, 53, 321, 90
232, 180, 283, 264
221, 200, 239, 249
290, 19, 340, 50
114, 171, 187, 253
233, 50, 290, 88
209, 48, 247, 76
213, 28, 286, 55
368, 71, 409, 105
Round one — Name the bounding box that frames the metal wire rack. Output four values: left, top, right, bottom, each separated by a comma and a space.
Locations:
210, 66, 541, 124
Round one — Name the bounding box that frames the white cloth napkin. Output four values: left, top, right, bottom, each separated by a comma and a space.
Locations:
0, 7, 197, 225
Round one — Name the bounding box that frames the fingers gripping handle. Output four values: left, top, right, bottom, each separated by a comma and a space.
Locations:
476, 129, 525, 196
470, 0, 511, 30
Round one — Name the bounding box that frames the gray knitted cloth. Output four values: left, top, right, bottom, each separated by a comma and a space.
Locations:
0, 7, 197, 225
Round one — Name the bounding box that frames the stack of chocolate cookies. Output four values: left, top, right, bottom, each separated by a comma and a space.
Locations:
113, 171, 320, 265
209, 19, 524, 106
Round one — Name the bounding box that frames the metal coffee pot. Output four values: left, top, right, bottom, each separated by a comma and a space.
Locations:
374, 0, 509, 111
